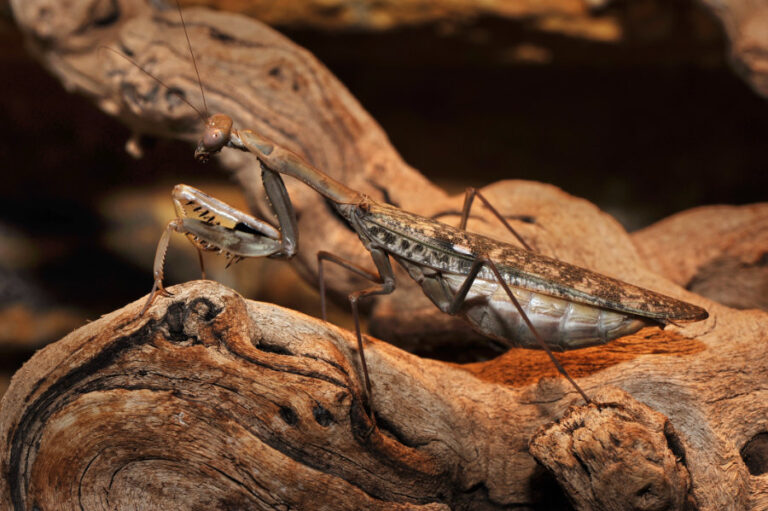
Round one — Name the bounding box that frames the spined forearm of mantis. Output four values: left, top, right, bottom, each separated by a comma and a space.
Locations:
139, 111, 708, 419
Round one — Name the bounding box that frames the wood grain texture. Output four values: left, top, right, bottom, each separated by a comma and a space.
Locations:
633, 204, 768, 311
529, 386, 696, 511
0, 282, 448, 510
0, 280, 766, 509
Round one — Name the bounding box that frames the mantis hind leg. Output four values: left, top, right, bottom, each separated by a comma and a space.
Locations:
317, 247, 395, 426
447, 255, 591, 403
459, 187, 533, 251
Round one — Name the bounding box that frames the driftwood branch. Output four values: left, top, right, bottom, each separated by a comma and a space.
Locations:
633, 204, 768, 311
1, 279, 767, 509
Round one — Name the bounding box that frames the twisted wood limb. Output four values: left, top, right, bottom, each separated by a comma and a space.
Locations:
1, 280, 767, 509
633, 204, 768, 312
0, 282, 450, 510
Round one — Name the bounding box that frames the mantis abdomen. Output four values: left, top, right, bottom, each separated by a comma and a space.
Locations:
398, 258, 652, 351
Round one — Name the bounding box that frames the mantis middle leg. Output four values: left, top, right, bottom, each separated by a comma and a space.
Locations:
317, 247, 395, 422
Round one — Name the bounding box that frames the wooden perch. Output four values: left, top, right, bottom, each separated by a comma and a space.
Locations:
1, 279, 767, 509
530, 387, 696, 511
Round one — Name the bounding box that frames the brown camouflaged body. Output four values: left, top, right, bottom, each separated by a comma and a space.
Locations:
338, 199, 708, 350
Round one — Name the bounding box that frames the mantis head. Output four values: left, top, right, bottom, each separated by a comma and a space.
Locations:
195, 113, 233, 162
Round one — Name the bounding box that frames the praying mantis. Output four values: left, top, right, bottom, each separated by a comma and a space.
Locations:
141, 121, 709, 410
138, 3, 709, 414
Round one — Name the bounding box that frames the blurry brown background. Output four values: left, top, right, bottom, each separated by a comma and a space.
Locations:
1, 0, 767, 397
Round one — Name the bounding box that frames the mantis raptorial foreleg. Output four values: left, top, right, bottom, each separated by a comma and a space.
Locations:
139, 184, 287, 316
261, 168, 299, 258
140, 218, 191, 316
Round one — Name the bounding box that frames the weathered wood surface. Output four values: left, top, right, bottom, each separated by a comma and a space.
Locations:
633, 204, 768, 312
529, 387, 696, 511
177, 0, 597, 33
1, 276, 767, 509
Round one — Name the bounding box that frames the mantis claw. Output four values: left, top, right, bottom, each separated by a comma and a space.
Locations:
138, 280, 172, 317
153, 280, 174, 300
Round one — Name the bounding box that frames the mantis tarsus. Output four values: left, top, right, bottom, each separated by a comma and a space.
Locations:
138, 3, 709, 415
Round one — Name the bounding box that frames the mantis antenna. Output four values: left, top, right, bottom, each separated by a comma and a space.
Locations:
175, 0, 209, 119
99, 1, 212, 123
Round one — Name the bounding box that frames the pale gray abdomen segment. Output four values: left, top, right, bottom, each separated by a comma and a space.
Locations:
440, 273, 653, 350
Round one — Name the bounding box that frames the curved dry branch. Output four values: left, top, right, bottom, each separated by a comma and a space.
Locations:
1, 280, 767, 509
633, 203, 768, 311
11, 0, 441, 287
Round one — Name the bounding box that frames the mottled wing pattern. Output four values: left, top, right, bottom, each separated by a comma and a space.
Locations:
360, 202, 708, 321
